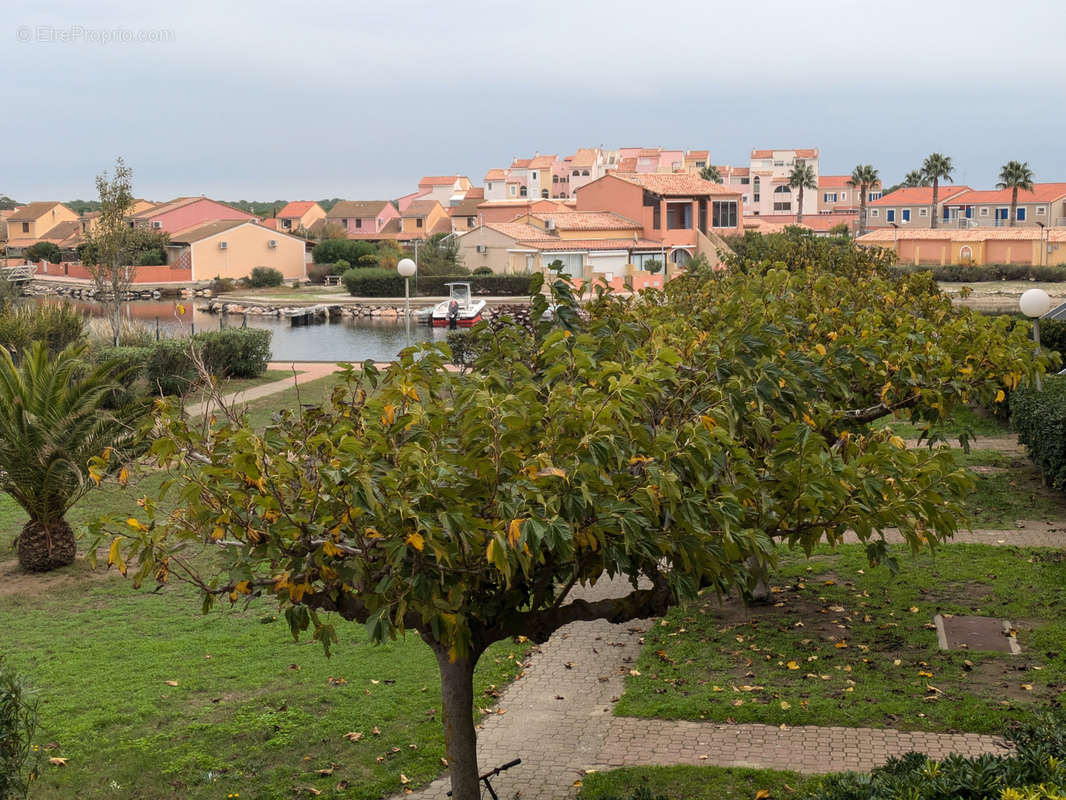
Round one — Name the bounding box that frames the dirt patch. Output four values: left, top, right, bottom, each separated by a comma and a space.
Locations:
0, 546, 116, 599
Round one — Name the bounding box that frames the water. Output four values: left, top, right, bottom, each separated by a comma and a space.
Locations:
33, 298, 451, 362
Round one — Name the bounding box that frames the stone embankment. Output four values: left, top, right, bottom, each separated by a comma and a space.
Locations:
30, 283, 210, 301
198, 300, 533, 325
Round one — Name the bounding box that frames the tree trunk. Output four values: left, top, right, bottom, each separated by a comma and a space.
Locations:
433, 644, 481, 800
16, 518, 76, 572
859, 192, 867, 237
930, 180, 939, 229
744, 555, 770, 604
796, 186, 804, 225
1010, 188, 1018, 228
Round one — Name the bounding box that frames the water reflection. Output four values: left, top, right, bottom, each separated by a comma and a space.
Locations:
33, 298, 450, 362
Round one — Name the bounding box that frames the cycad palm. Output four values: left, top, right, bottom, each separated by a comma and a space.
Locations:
788, 163, 818, 224
699, 165, 723, 183
922, 153, 954, 229
996, 160, 1035, 227
0, 342, 141, 571
847, 164, 880, 237
902, 170, 928, 188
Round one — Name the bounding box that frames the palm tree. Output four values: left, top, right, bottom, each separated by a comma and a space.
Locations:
847, 164, 880, 237
699, 165, 723, 183
788, 163, 817, 224
0, 342, 141, 572
921, 153, 954, 229
996, 160, 1035, 227
902, 170, 928, 189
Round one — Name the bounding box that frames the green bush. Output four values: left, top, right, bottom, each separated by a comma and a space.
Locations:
307, 263, 331, 285
890, 264, 1066, 283
248, 266, 284, 288
343, 270, 534, 298
311, 239, 377, 266
0, 303, 84, 363
1012, 375, 1066, 490
210, 276, 236, 294
1040, 319, 1066, 359
198, 328, 272, 378
23, 241, 61, 264
0, 655, 40, 800
144, 339, 199, 396
472, 266, 494, 277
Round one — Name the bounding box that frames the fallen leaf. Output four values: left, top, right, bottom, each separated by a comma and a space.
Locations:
316, 767, 334, 776
343, 732, 363, 742
786, 661, 799, 670
1022, 684, 1033, 691
164, 680, 178, 687
780, 701, 791, 710
48, 757, 68, 767
400, 774, 410, 784
756, 790, 771, 799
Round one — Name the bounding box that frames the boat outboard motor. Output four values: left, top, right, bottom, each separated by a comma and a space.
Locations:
447, 299, 460, 330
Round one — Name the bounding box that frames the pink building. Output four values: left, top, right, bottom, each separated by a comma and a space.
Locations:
129, 197, 256, 234
325, 201, 400, 236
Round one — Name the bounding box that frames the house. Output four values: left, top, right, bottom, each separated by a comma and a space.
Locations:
129, 197, 256, 233
448, 194, 483, 234
325, 201, 400, 238
416, 175, 472, 207
575, 172, 743, 267
857, 227, 1066, 267
746, 149, 820, 218
165, 220, 307, 281
276, 201, 326, 234
400, 199, 449, 238
476, 199, 574, 224
5, 202, 78, 240
867, 186, 972, 229
483, 169, 510, 201
940, 183, 1066, 228
818, 175, 882, 214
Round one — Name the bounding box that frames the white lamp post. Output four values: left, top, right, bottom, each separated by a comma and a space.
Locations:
398, 257, 416, 347
1020, 287, 1051, 390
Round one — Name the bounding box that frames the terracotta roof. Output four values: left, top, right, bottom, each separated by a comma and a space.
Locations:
857, 228, 1066, 243
402, 199, 441, 218
38, 220, 81, 243
168, 219, 249, 243
327, 200, 392, 219
750, 213, 857, 232
638, 149, 661, 158
8, 202, 67, 222
687, 150, 709, 159
418, 175, 465, 186
511, 158, 531, 169
819, 175, 880, 189
751, 148, 818, 159
617, 157, 638, 172
345, 218, 403, 240
608, 173, 741, 196
530, 211, 642, 231
485, 169, 508, 181
448, 198, 483, 217
278, 201, 319, 219
570, 149, 597, 168
260, 218, 279, 230
723, 166, 750, 177
943, 183, 1066, 205
484, 222, 544, 240
130, 196, 200, 219
522, 237, 666, 251
528, 155, 556, 169
464, 187, 484, 200
871, 186, 971, 206
429, 217, 452, 236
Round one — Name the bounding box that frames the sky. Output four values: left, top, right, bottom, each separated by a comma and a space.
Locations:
3, 0, 1064, 202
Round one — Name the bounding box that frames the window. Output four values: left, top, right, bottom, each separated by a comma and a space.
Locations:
152, 220, 162, 229
552, 175, 559, 183
1017, 207, 1027, 221
773, 160, 784, 167
840, 192, 847, 201
902, 209, 911, 222
355, 218, 362, 229
582, 170, 589, 176
823, 192, 837, 203
995, 207, 1009, 221
871, 208, 880, 217
980, 208, 989, 216
416, 218, 423, 228
487, 183, 493, 190
467, 216, 476, 227
652, 203, 661, 229
1037, 206, 1047, 215
752, 176, 760, 202
671, 249, 690, 266
509, 185, 516, 197
868, 192, 882, 202
960, 245, 973, 262
886, 209, 895, 222
698, 199, 707, 232
547, 253, 582, 273
666, 203, 692, 230
919, 208, 928, 217
631, 252, 662, 270
694, 160, 706, 168
341, 218, 348, 227
519, 186, 527, 197
773, 185, 791, 212
541, 189, 549, 199
712, 200, 738, 228
572, 170, 580, 176
282, 219, 292, 229
740, 177, 750, 185
21, 222, 29, 233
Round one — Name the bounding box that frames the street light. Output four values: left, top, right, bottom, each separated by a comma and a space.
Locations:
1020, 287, 1051, 391
1036, 221, 1047, 267
398, 257, 416, 347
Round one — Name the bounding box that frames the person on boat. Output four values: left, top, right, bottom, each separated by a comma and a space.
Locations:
447, 299, 459, 330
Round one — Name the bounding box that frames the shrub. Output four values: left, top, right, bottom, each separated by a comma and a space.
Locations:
0, 655, 40, 800
144, 339, 199, 396
1012, 375, 1066, 490
472, 266, 494, 277
307, 263, 331, 285
199, 328, 272, 378
889, 264, 1066, 283
1040, 319, 1066, 359
248, 266, 284, 288
333, 259, 350, 273
643, 258, 663, 275
23, 241, 61, 264
311, 239, 377, 266
91, 345, 154, 407
342, 268, 402, 297
0, 303, 84, 362
210, 276, 236, 294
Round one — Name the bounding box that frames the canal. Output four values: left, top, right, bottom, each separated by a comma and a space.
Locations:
34, 298, 452, 362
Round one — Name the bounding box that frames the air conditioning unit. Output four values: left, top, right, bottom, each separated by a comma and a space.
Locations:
219, 241, 228, 249
268, 239, 278, 248
475, 244, 487, 254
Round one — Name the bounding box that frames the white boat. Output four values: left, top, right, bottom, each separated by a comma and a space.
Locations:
431, 282, 486, 328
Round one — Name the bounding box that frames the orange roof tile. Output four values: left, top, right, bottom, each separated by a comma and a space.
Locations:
617, 157, 638, 172
528, 155, 556, 169
522, 237, 666, 251
857, 228, 1061, 243
529, 211, 641, 231
278, 201, 319, 218
943, 183, 1066, 205
402, 199, 441, 217
418, 175, 465, 186
871, 186, 971, 206
510, 158, 531, 169
260, 218, 279, 230
751, 148, 818, 159
8, 202, 68, 222
687, 150, 709, 159
484, 169, 508, 181
570, 149, 597, 168
752, 213, 857, 232
609, 172, 741, 196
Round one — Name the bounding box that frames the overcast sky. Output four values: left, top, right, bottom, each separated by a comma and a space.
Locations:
4, 0, 1063, 202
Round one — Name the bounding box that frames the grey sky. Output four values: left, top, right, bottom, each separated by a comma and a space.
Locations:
4, 0, 1063, 202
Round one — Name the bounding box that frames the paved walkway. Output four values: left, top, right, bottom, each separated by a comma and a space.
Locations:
904, 435, 1025, 454
184, 361, 341, 417
402, 518, 1062, 800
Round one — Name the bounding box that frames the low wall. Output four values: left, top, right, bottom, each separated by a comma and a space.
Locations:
33, 260, 193, 282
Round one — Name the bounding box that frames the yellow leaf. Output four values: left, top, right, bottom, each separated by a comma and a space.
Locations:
405, 532, 425, 552
507, 518, 522, 547
700, 414, 717, 431
322, 540, 345, 558
755, 791, 770, 800
118, 466, 129, 486
126, 517, 146, 532
995, 389, 1006, 404
918, 670, 934, 678
381, 404, 397, 426
175, 303, 186, 315
535, 467, 566, 479
814, 343, 827, 356
364, 527, 383, 539
211, 526, 225, 541
235, 580, 251, 595
786, 661, 799, 670
780, 701, 791, 710
486, 538, 497, 563
889, 436, 906, 449
835, 640, 848, 649
48, 757, 68, 767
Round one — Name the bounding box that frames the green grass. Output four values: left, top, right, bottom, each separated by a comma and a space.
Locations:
616, 543, 1066, 734
957, 450, 1066, 527
213, 369, 295, 395
238, 372, 347, 429
874, 404, 1011, 440
0, 378, 529, 800
577, 765, 822, 799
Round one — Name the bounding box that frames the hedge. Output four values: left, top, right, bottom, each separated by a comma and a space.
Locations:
311, 239, 377, 266
342, 269, 533, 297
127, 328, 272, 396
890, 264, 1066, 282
1012, 375, 1066, 490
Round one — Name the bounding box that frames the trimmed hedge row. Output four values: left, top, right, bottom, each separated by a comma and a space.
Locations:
1012, 375, 1066, 490
891, 264, 1066, 282
342, 269, 533, 297
94, 328, 272, 397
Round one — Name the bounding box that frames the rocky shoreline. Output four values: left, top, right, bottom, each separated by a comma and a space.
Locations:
197, 300, 533, 325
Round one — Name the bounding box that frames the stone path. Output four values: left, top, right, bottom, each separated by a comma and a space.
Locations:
904, 435, 1025, 454
184, 361, 341, 417
401, 519, 1062, 800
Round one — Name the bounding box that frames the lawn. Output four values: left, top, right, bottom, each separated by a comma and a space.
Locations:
577, 765, 822, 799
960, 449, 1066, 527
616, 543, 1066, 734
873, 404, 1011, 440
0, 373, 529, 800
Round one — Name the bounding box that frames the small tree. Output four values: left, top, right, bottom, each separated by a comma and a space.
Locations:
997, 160, 1035, 228
788, 163, 817, 224
847, 164, 880, 237
23, 242, 61, 265
416, 233, 464, 276
699, 165, 723, 183
643, 258, 663, 274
